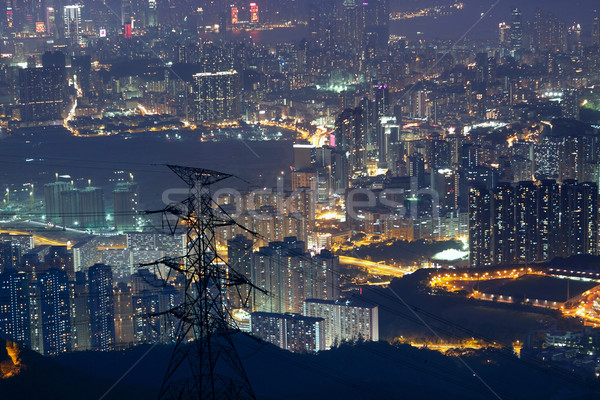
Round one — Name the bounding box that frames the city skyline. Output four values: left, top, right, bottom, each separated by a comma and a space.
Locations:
2, 0, 600, 398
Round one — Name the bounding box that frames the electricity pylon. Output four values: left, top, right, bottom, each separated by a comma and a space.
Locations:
148, 164, 263, 400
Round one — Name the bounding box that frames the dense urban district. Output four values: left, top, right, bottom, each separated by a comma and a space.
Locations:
2, 0, 600, 399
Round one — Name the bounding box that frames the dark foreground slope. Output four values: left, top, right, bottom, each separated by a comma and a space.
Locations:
1, 335, 598, 400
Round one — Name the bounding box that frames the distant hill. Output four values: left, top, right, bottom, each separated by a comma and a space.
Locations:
1, 335, 598, 400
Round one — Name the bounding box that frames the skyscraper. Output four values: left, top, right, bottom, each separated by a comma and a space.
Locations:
63, 4, 82, 46
60, 189, 79, 227
250, 312, 326, 353
79, 187, 105, 229
408, 152, 426, 188
88, 264, 115, 351
533, 9, 567, 53
147, 0, 157, 27
0, 241, 20, 272
593, 11, 600, 47
72, 237, 101, 273
537, 179, 560, 260
363, 0, 390, 47
510, 8, 522, 51
311, 250, 341, 302
193, 70, 240, 122
468, 186, 492, 268
114, 282, 134, 349
113, 182, 139, 231
341, 0, 362, 54
227, 235, 253, 310
480, 179, 597, 267
44, 182, 71, 223
72, 271, 90, 351
18, 64, 65, 122
499, 22, 510, 47
250, 3, 258, 23
0, 271, 30, 345
231, 5, 238, 25
374, 84, 390, 121
37, 269, 71, 355
304, 298, 378, 349
334, 107, 363, 176
130, 268, 183, 344
491, 182, 515, 265
71, 55, 91, 97
560, 181, 598, 257
251, 246, 281, 312
515, 181, 538, 263
43, 246, 75, 280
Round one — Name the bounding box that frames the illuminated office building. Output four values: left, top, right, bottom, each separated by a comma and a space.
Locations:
250, 2, 258, 23
231, 6, 238, 25
63, 4, 82, 45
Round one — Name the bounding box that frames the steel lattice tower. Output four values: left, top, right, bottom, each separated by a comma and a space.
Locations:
151, 164, 262, 400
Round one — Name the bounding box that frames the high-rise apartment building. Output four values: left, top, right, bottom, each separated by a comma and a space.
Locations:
193, 70, 240, 122
18, 65, 65, 121
72, 271, 90, 351
44, 182, 71, 223
72, 237, 101, 273
560, 180, 598, 257
60, 189, 80, 227
79, 187, 106, 229
37, 268, 71, 355
537, 179, 560, 260
303, 298, 379, 349
250, 312, 326, 353
468, 186, 492, 268
470, 180, 598, 268
515, 181, 538, 264
88, 263, 115, 351
251, 239, 339, 314
227, 235, 253, 310
42, 246, 75, 280
533, 9, 567, 53
113, 182, 139, 231
114, 282, 134, 349
0, 271, 31, 345
491, 183, 515, 265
